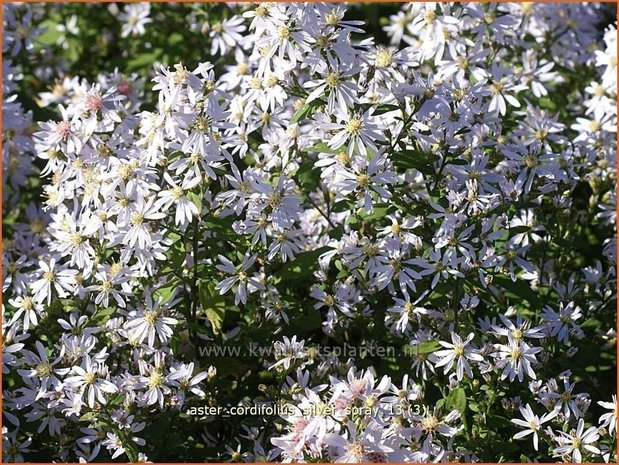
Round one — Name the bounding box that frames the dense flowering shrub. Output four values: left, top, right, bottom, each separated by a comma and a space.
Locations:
2, 2, 617, 463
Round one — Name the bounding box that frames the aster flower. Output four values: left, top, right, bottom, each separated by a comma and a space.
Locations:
155, 172, 201, 228
118, 3, 152, 38
30, 257, 77, 304
304, 56, 361, 115
493, 339, 541, 382
64, 355, 118, 408
8, 295, 43, 332
324, 108, 386, 157
553, 418, 601, 462
215, 253, 265, 305
511, 403, 558, 450
432, 332, 483, 381
540, 301, 583, 345
324, 421, 395, 462
209, 15, 246, 56
17, 341, 68, 396
122, 197, 167, 250
124, 293, 178, 346
597, 395, 617, 436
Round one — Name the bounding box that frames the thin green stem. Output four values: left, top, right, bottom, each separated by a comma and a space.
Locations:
305, 193, 336, 229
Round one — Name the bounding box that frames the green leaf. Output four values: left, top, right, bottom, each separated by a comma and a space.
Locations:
358, 103, 399, 115
187, 191, 203, 212
199, 282, 226, 334
275, 246, 330, 280
78, 411, 97, 422
91, 306, 117, 325
304, 142, 336, 154
402, 340, 441, 355
538, 96, 557, 112
154, 278, 181, 305
296, 159, 320, 192
161, 232, 186, 272
448, 158, 469, 165
391, 149, 438, 175
445, 387, 467, 414
36, 20, 62, 47
493, 275, 540, 307
360, 205, 389, 222
290, 309, 322, 332
290, 100, 320, 124
127, 49, 162, 73
204, 216, 236, 238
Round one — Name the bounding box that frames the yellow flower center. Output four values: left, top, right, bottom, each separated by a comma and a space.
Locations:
109, 262, 123, 277
337, 151, 351, 165
484, 12, 496, 24
520, 2, 534, 14
84, 372, 98, 385
148, 371, 165, 389
255, 5, 268, 17
278, 26, 290, 40
346, 117, 362, 135
266, 75, 279, 87
172, 186, 184, 200
535, 128, 548, 141
375, 48, 394, 68
144, 310, 161, 326
30, 219, 45, 234
356, 173, 370, 187
268, 192, 282, 207
326, 71, 340, 88
35, 361, 53, 378
421, 414, 439, 431
70, 233, 84, 247
236, 62, 249, 75
194, 116, 210, 133
490, 81, 504, 95
22, 297, 35, 311
424, 10, 437, 24
118, 164, 135, 180
325, 12, 341, 26
523, 154, 538, 168
404, 302, 414, 315
130, 212, 145, 225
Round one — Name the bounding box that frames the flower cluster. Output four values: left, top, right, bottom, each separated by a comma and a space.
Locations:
2, 2, 617, 463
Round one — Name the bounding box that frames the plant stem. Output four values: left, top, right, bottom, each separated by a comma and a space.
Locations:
305, 193, 336, 229
191, 216, 199, 324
